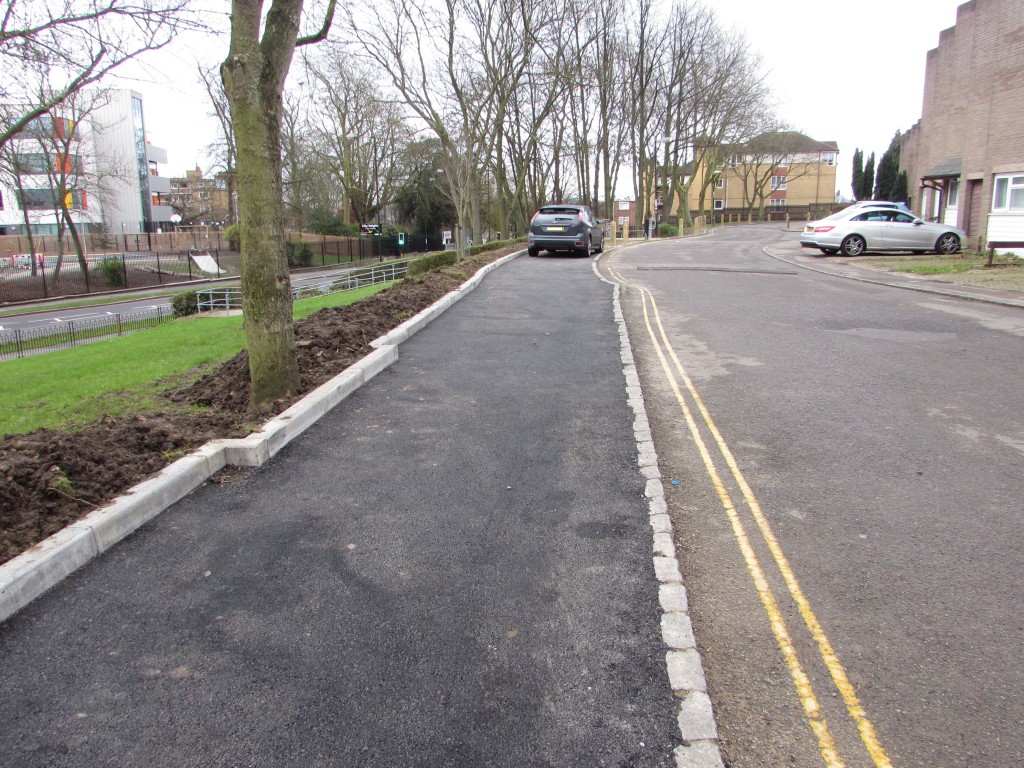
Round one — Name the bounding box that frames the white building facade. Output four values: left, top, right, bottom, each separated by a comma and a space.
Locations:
0, 89, 173, 237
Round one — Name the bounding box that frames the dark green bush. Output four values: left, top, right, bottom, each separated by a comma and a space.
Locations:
658, 222, 679, 237
469, 237, 525, 256
98, 256, 126, 288
286, 241, 314, 267
408, 250, 458, 275
224, 223, 240, 251
171, 290, 199, 317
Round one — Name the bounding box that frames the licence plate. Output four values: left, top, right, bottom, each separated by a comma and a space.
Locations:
545, 226, 566, 232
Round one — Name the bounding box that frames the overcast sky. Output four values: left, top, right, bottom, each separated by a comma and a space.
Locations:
113, 0, 967, 200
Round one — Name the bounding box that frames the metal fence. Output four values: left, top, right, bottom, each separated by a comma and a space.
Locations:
195, 257, 419, 313
0, 307, 171, 362
0, 250, 238, 304
0, 235, 444, 305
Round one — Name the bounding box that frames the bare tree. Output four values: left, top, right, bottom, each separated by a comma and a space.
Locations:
0, 87, 119, 279
304, 52, 411, 229
731, 127, 815, 220
0, 0, 201, 149
221, 0, 336, 407
198, 63, 237, 225
622, 0, 666, 235
349, 0, 527, 257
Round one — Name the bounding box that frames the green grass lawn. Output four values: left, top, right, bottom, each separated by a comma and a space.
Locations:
0, 283, 391, 438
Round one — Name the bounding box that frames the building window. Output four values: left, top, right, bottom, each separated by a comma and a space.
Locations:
17, 188, 56, 210
714, 199, 725, 210
771, 175, 788, 191
617, 216, 629, 225
714, 177, 724, 189
618, 201, 630, 211
769, 198, 787, 208
947, 180, 959, 207
992, 174, 1024, 212
823, 152, 837, 166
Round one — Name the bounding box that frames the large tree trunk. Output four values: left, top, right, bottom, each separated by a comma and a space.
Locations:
221, 0, 304, 407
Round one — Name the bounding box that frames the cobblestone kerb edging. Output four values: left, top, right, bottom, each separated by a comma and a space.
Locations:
592, 260, 725, 768
0, 249, 526, 624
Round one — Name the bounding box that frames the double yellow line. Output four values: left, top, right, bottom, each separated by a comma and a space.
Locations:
607, 262, 892, 768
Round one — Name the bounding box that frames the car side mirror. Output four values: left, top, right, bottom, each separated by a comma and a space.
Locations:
913, 219, 924, 225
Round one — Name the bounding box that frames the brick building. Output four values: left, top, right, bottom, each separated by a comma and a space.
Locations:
653, 132, 838, 224
168, 167, 233, 227
900, 0, 1024, 252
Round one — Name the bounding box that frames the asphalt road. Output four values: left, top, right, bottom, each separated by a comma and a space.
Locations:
0, 254, 680, 767
602, 225, 1024, 767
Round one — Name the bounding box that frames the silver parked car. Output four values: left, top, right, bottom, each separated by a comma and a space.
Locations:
801, 206, 965, 256
841, 200, 912, 213
528, 204, 605, 257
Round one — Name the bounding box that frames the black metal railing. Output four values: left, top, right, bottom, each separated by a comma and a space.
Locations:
0, 307, 172, 362
0, 250, 237, 304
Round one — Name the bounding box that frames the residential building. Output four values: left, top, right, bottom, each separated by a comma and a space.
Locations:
656, 132, 838, 222
613, 200, 638, 233
900, 0, 1024, 252
169, 167, 233, 227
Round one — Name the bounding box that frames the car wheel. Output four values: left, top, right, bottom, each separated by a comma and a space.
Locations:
819, 248, 838, 255
593, 236, 604, 254
528, 246, 540, 257
936, 233, 961, 255
840, 235, 866, 257
577, 236, 591, 257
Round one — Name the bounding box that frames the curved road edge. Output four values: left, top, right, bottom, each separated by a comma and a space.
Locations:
765, 243, 1024, 310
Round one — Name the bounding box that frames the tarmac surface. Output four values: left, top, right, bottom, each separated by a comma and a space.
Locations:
0, 253, 694, 767
3, 229, 1020, 767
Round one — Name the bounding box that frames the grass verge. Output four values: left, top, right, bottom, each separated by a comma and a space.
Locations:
0, 282, 391, 438
855, 252, 1024, 292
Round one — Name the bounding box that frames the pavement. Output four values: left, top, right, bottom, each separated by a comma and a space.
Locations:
771, 230, 1024, 310
0, 250, 721, 768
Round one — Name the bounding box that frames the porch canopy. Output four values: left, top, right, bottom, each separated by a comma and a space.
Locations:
921, 156, 962, 180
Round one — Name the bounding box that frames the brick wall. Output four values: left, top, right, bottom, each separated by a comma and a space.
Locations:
900, 0, 1024, 246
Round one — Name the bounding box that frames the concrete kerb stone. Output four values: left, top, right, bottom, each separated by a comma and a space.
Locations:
674, 741, 727, 768
83, 453, 216, 553
0, 249, 525, 624
0, 525, 97, 624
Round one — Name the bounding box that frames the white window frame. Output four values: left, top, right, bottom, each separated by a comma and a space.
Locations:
769, 198, 787, 208
992, 173, 1024, 212
714, 177, 724, 189
947, 179, 959, 207
617, 216, 629, 226
713, 199, 724, 210
771, 175, 788, 191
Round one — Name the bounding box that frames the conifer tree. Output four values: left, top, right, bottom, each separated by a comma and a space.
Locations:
852, 148, 864, 200
874, 131, 902, 200
863, 153, 876, 202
